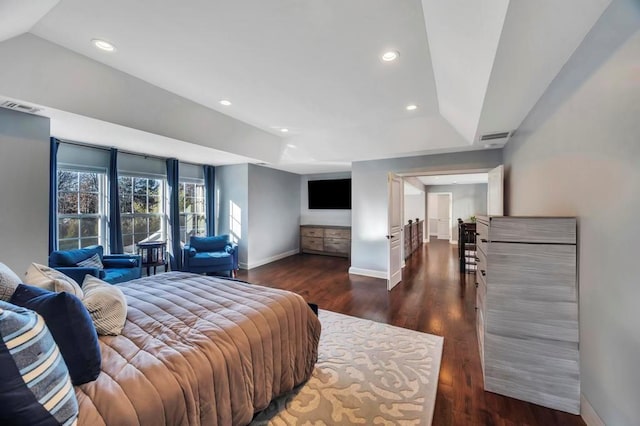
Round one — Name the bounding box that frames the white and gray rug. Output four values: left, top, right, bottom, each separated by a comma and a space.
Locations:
252, 310, 444, 426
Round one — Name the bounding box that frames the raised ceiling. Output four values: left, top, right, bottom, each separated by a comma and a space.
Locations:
0, 0, 613, 173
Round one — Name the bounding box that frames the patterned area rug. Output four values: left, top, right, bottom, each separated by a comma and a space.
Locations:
252, 310, 444, 425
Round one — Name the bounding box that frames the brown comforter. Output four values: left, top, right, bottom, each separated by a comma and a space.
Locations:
75, 272, 321, 426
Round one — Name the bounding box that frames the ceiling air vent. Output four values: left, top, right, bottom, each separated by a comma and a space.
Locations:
0, 100, 41, 114
480, 131, 511, 141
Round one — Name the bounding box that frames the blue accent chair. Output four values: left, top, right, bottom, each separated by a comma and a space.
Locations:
49, 245, 142, 285
182, 235, 238, 277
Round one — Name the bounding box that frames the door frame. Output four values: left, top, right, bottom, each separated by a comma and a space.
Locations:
426, 192, 454, 243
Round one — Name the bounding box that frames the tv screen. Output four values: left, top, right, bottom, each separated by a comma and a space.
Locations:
308, 178, 351, 210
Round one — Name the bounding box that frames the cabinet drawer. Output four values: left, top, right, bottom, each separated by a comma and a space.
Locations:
301, 227, 324, 238
488, 217, 576, 244
476, 221, 489, 251
324, 238, 349, 254
324, 228, 351, 239
301, 236, 323, 251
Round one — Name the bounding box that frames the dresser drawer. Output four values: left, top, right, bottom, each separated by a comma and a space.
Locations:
301, 236, 323, 251
324, 228, 351, 239
301, 227, 324, 238
324, 238, 349, 254
476, 220, 489, 251
488, 217, 576, 244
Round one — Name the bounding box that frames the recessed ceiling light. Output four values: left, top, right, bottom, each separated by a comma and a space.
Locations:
381, 50, 399, 62
453, 181, 457, 184
91, 39, 116, 52
286, 143, 296, 148
406, 104, 418, 111
219, 99, 232, 106
280, 128, 289, 133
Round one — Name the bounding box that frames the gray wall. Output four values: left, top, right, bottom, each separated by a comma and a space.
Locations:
351, 149, 502, 276
215, 164, 249, 267
300, 172, 351, 226
0, 109, 50, 274
503, 1, 640, 424
426, 184, 487, 241
248, 165, 301, 268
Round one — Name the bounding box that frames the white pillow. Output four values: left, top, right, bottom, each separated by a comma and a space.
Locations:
24, 263, 84, 299
0, 262, 21, 301
82, 275, 127, 336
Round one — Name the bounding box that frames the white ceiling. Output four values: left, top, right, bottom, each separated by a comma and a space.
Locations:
419, 173, 488, 186
0, 0, 614, 174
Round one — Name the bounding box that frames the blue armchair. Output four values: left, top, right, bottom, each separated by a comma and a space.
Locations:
182, 235, 238, 277
49, 245, 142, 285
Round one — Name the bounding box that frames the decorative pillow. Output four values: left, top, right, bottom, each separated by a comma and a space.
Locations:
49, 246, 104, 267
0, 301, 79, 426
10, 284, 101, 385
190, 235, 229, 252
102, 258, 138, 269
0, 262, 21, 301
77, 253, 104, 270
82, 276, 128, 336
24, 263, 83, 299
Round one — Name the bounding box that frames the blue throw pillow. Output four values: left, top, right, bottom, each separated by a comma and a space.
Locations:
10, 284, 101, 385
0, 301, 79, 426
190, 235, 228, 252
102, 258, 137, 269
50, 245, 104, 267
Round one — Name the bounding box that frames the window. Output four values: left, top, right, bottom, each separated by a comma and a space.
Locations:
119, 176, 165, 253
57, 170, 106, 250
179, 181, 206, 243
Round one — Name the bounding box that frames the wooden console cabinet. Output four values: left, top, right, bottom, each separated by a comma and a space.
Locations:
300, 225, 351, 258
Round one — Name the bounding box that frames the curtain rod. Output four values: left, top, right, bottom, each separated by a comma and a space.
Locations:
55, 138, 207, 167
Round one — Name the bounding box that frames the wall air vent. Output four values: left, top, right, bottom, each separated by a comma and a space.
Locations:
0, 100, 41, 114
480, 131, 511, 141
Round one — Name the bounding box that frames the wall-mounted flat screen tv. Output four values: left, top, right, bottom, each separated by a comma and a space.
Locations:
308, 178, 351, 210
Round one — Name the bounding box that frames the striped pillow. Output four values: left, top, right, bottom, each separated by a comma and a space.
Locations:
0, 301, 78, 426
82, 275, 127, 335
77, 253, 104, 270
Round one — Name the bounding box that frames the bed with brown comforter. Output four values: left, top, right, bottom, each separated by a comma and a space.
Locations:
75, 272, 321, 426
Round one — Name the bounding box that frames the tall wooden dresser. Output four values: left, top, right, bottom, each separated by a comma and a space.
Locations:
475, 216, 579, 414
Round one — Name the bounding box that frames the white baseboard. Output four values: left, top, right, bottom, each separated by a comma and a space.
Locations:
348, 267, 387, 279
581, 394, 605, 426
241, 249, 300, 270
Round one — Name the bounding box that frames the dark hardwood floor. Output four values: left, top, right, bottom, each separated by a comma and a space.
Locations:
236, 239, 585, 426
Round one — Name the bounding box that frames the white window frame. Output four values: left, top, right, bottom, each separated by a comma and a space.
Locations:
56, 166, 108, 251
179, 179, 207, 244
118, 174, 168, 254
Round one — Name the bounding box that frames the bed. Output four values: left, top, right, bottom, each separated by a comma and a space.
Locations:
75, 272, 321, 426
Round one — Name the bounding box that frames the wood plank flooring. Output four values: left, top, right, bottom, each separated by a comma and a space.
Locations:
236, 239, 585, 426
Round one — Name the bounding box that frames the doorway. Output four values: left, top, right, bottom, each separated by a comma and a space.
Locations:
427, 192, 453, 242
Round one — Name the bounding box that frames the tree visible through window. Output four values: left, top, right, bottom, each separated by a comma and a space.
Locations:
179, 182, 206, 243
57, 170, 105, 250
119, 176, 165, 253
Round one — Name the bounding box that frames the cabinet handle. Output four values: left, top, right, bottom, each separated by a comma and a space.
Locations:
475, 282, 479, 288
481, 270, 486, 276
481, 239, 487, 243
475, 257, 480, 261
475, 232, 480, 236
